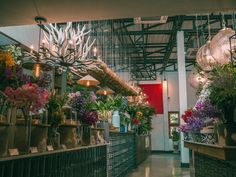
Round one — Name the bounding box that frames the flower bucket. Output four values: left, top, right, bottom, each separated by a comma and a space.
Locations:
0, 123, 14, 157
14, 122, 28, 154
58, 124, 78, 148
81, 124, 91, 146
97, 121, 109, 142
31, 124, 49, 152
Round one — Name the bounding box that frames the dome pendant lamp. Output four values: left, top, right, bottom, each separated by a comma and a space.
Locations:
96, 86, 114, 95
77, 74, 100, 87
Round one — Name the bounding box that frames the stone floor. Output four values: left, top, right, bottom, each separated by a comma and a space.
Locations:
127, 154, 195, 177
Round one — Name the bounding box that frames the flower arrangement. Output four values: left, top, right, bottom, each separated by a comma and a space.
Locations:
4, 83, 49, 113
179, 108, 204, 133
70, 91, 97, 120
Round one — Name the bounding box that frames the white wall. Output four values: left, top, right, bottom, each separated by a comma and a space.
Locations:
117, 71, 197, 151
0, 25, 40, 51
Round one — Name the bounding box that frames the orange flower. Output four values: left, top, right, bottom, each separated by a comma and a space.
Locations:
0, 51, 15, 67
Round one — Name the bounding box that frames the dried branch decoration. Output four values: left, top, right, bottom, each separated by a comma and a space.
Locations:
40, 22, 96, 73
22, 22, 97, 73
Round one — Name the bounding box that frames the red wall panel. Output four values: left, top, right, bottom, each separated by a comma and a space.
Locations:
139, 84, 163, 114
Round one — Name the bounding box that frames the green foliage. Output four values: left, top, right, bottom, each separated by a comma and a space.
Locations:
90, 96, 114, 111
171, 127, 180, 141
208, 63, 236, 123
47, 93, 68, 126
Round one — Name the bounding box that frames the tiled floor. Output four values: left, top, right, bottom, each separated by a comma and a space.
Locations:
127, 154, 195, 177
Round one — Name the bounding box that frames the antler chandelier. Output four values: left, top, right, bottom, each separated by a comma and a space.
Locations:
23, 19, 98, 75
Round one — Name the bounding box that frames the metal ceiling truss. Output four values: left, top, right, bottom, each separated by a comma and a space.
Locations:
50, 14, 235, 80
114, 14, 236, 80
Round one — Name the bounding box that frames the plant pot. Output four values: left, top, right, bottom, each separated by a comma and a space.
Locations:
30, 124, 49, 152
58, 124, 78, 148
217, 123, 236, 146
97, 121, 109, 142
0, 123, 14, 157
81, 124, 91, 146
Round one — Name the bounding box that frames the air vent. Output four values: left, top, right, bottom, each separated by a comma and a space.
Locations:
134, 16, 168, 24
185, 48, 198, 59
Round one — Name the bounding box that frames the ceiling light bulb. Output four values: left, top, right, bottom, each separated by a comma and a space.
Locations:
86, 81, 90, 86
69, 40, 73, 45
34, 63, 41, 78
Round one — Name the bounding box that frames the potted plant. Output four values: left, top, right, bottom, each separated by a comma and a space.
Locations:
171, 127, 180, 153
90, 96, 114, 142
208, 63, 236, 145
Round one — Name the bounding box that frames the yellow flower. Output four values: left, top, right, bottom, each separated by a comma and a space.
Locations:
136, 111, 143, 117
0, 51, 15, 67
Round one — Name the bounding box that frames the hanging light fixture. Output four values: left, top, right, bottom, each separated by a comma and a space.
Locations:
196, 14, 217, 71
197, 41, 217, 71
210, 13, 236, 65
188, 68, 207, 89
77, 74, 100, 87
229, 12, 236, 62
22, 16, 52, 77
96, 86, 114, 95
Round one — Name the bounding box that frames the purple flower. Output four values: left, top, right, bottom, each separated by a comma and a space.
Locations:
192, 99, 220, 119
82, 111, 98, 125
179, 124, 191, 133
187, 117, 204, 132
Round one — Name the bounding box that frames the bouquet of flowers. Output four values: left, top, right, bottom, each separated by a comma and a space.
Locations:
82, 111, 99, 126
4, 83, 49, 113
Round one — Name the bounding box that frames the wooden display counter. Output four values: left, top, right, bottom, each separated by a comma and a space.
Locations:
0, 144, 107, 177
184, 141, 236, 177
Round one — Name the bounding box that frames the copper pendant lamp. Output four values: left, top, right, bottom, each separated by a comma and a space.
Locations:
77, 74, 100, 87
96, 86, 114, 95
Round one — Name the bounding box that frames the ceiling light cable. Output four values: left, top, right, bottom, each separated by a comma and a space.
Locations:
195, 14, 200, 49
207, 14, 211, 41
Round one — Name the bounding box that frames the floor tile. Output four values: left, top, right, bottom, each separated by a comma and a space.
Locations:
127, 154, 194, 177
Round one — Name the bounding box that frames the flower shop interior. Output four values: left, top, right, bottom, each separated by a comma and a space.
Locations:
0, 1, 236, 177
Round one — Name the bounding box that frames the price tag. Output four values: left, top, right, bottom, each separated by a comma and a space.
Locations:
61, 144, 67, 149
47, 145, 54, 151
30, 147, 38, 154
8, 148, 19, 156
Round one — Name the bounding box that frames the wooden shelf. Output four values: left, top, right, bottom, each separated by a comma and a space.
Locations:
184, 141, 236, 160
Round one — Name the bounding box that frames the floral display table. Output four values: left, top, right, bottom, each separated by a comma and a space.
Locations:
184, 141, 236, 177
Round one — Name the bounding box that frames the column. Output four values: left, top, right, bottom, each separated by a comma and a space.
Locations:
177, 31, 190, 166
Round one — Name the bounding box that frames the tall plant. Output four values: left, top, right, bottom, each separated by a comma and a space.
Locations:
208, 64, 236, 123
